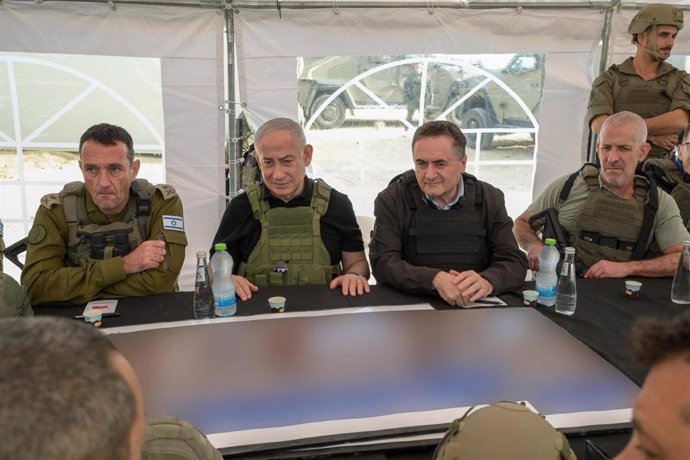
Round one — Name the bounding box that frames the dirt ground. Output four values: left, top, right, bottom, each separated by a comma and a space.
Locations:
0, 150, 162, 181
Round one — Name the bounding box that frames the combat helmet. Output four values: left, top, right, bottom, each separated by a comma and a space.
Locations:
433, 402, 576, 460
628, 4, 683, 37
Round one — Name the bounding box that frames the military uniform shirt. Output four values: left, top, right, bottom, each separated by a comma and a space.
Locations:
529, 173, 689, 253
587, 57, 690, 156
21, 185, 187, 305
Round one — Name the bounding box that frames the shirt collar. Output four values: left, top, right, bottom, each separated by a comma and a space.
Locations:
424, 176, 465, 210
261, 177, 312, 204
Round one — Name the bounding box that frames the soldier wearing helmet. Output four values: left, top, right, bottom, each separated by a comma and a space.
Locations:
587, 4, 690, 158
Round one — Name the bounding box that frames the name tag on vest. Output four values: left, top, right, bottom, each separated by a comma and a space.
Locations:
163, 215, 184, 232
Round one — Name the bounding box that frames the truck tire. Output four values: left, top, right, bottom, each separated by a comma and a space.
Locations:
312, 94, 346, 129
461, 108, 494, 149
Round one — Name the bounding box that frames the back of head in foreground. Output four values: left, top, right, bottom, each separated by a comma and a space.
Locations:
615, 310, 690, 459
0, 316, 137, 460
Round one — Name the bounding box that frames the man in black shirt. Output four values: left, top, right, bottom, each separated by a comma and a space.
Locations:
212, 118, 370, 300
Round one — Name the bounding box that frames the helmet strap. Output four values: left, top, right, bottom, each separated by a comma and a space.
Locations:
636, 24, 668, 62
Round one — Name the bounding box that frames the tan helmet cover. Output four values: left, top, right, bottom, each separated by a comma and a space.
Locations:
433, 402, 576, 460
628, 4, 684, 35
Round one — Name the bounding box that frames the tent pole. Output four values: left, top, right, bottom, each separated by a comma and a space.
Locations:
587, 5, 614, 164
226, 7, 242, 201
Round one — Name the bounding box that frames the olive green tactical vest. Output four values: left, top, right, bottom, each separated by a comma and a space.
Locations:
644, 158, 690, 227
570, 165, 652, 268
239, 180, 340, 286
40, 179, 172, 266
612, 65, 683, 158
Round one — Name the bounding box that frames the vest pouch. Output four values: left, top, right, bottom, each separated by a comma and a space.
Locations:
269, 271, 285, 286
253, 274, 268, 287
297, 266, 327, 285
574, 237, 634, 269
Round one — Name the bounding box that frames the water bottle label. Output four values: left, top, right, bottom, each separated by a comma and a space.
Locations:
217, 294, 237, 308
536, 283, 557, 297
559, 264, 569, 277
195, 267, 207, 283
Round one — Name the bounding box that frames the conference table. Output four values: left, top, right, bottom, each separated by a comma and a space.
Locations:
34, 277, 690, 459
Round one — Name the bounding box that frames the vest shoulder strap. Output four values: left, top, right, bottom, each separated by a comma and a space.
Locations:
310, 179, 332, 217
633, 175, 658, 260
559, 163, 599, 202
462, 173, 483, 207
245, 182, 267, 221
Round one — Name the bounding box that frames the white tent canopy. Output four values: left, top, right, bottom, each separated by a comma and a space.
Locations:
2, 0, 690, 288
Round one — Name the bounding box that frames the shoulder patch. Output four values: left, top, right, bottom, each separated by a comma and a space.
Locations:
28, 225, 47, 245
155, 184, 178, 200
162, 215, 184, 232
40, 193, 62, 209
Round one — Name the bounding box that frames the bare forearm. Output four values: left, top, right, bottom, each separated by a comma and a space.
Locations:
624, 252, 680, 278
645, 109, 690, 135
514, 215, 540, 252
590, 114, 609, 135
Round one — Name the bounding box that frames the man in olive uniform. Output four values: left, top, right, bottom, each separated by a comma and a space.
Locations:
587, 4, 690, 158
643, 124, 690, 229
21, 123, 188, 305
211, 117, 370, 301
514, 112, 688, 278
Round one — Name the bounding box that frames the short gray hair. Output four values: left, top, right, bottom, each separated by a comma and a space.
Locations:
599, 111, 648, 146
0, 317, 135, 460
254, 118, 307, 152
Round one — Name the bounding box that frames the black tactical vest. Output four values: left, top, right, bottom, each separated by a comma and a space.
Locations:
399, 171, 489, 272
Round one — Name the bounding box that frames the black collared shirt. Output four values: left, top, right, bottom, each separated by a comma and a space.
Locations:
211, 178, 364, 269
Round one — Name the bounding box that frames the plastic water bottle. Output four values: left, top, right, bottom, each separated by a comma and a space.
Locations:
555, 247, 577, 315
671, 241, 690, 304
535, 238, 560, 307
193, 251, 214, 319
209, 243, 237, 316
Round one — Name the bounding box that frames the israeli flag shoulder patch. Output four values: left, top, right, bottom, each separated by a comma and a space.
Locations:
162, 215, 184, 232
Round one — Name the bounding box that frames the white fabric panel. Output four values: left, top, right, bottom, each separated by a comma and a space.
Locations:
0, 1, 225, 290
236, 7, 604, 200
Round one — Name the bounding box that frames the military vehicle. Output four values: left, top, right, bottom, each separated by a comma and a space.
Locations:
297, 54, 544, 149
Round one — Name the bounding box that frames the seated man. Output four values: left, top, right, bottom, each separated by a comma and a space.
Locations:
514, 111, 688, 278
369, 120, 527, 307
643, 124, 690, 226
615, 310, 690, 459
212, 118, 370, 300
21, 123, 188, 305
0, 317, 222, 460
